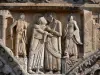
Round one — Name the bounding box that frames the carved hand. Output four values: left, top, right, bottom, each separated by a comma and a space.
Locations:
48, 33, 53, 37
46, 26, 52, 31
44, 31, 48, 34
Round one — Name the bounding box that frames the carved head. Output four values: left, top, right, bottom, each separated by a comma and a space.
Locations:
69, 16, 74, 21
44, 13, 53, 22
20, 13, 25, 20
38, 17, 47, 25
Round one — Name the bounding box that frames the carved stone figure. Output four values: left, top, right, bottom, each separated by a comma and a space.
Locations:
44, 13, 62, 74
10, 14, 27, 58
28, 17, 52, 74
63, 16, 82, 60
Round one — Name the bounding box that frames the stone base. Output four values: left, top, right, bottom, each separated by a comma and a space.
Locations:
16, 57, 27, 72
17, 58, 64, 75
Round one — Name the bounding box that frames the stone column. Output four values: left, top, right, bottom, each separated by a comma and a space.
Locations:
0, 15, 7, 45
0, 15, 3, 40
2, 16, 7, 45
83, 10, 93, 57
92, 20, 97, 51
0, 10, 11, 45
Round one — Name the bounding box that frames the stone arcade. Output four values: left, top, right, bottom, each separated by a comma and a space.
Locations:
0, 0, 100, 75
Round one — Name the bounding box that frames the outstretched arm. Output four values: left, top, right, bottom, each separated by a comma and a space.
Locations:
10, 21, 17, 36
46, 22, 62, 37
34, 25, 45, 34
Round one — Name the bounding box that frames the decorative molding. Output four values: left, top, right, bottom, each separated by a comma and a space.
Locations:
66, 50, 100, 75
0, 43, 26, 75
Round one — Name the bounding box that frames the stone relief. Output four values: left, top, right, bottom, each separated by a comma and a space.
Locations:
44, 13, 62, 74
10, 14, 28, 58
63, 16, 82, 60
66, 49, 100, 75
28, 13, 62, 74
0, 0, 100, 73
28, 16, 51, 74
0, 11, 85, 75
62, 16, 83, 73
0, 8, 100, 75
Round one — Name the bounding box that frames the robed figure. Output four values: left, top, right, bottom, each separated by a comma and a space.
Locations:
28, 17, 52, 74
64, 16, 82, 59
44, 13, 62, 74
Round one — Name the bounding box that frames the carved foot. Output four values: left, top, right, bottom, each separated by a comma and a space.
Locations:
55, 71, 60, 74
46, 71, 53, 74
36, 70, 44, 74
28, 70, 35, 74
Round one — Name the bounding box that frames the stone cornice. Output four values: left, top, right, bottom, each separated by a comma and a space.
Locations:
0, 3, 100, 8
0, 3, 99, 11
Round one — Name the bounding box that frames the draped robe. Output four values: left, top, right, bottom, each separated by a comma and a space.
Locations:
44, 19, 62, 71
64, 20, 82, 58
28, 24, 46, 70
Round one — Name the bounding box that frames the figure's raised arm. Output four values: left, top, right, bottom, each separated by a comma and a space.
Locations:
34, 25, 45, 34
10, 21, 17, 37
46, 22, 62, 37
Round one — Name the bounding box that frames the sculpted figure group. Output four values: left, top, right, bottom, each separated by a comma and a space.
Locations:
10, 13, 82, 74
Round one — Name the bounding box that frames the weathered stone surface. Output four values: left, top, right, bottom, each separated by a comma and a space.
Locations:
0, 43, 26, 75
0, 0, 100, 75
66, 49, 100, 75
83, 10, 93, 56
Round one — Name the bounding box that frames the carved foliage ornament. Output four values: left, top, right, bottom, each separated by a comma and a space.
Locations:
66, 50, 100, 75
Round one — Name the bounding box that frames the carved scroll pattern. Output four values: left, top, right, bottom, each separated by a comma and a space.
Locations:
0, 44, 26, 75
